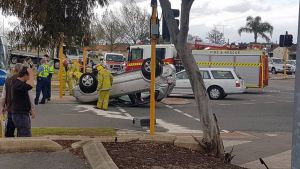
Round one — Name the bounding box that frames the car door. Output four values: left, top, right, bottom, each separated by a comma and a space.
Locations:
173, 71, 193, 94
200, 70, 210, 89
210, 70, 235, 93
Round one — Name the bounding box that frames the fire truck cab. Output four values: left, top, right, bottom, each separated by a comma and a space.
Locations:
126, 44, 177, 72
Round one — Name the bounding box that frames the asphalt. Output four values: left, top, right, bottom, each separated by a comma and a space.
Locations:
0, 151, 90, 169
32, 79, 295, 133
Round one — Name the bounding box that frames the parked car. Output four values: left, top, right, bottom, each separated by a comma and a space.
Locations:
171, 68, 246, 100
73, 58, 176, 103
268, 58, 295, 74
100, 53, 126, 75
287, 60, 296, 71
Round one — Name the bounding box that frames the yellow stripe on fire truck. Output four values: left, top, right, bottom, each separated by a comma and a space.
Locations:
197, 62, 262, 67
127, 61, 172, 67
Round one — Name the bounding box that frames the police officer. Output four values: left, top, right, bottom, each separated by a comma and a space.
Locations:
62, 59, 73, 96
96, 65, 113, 110
34, 58, 49, 105
44, 54, 54, 101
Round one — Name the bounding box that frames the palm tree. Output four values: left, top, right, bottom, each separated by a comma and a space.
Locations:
238, 16, 273, 43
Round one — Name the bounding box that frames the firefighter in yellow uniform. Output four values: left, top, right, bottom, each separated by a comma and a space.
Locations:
97, 65, 113, 110
69, 60, 82, 84
62, 59, 74, 96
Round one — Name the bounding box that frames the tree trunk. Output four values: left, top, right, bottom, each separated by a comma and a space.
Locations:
254, 32, 258, 43
159, 0, 224, 157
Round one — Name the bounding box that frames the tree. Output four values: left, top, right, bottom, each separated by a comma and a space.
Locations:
206, 27, 225, 44
100, 10, 125, 51
0, 0, 108, 48
159, 0, 224, 157
238, 16, 273, 43
120, 0, 150, 44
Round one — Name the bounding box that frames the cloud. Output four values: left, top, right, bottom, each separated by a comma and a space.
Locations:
224, 1, 272, 13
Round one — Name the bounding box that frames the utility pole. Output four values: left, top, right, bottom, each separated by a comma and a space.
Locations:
292, 2, 300, 169
150, 0, 159, 135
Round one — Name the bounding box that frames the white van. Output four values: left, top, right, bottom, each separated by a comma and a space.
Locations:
171, 68, 246, 100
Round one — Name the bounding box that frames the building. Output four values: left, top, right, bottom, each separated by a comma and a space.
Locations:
272, 44, 297, 60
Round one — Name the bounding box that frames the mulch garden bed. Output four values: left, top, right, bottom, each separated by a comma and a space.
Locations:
104, 140, 246, 169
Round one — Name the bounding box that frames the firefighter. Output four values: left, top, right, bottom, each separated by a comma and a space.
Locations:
35, 58, 49, 105
61, 59, 73, 96
69, 60, 82, 84
96, 65, 113, 110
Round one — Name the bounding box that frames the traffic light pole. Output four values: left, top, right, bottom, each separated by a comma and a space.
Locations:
292, 2, 300, 168
150, 0, 158, 135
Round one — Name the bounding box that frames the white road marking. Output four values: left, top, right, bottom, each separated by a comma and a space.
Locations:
119, 108, 127, 113
165, 105, 174, 109
75, 105, 132, 120
156, 119, 202, 133
78, 109, 90, 113
285, 101, 295, 103
265, 133, 278, 137
124, 113, 133, 118
221, 130, 230, 133
174, 109, 183, 113
183, 113, 193, 118
263, 102, 277, 104
218, 103, 232, 106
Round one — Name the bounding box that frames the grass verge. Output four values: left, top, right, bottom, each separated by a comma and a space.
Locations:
32, 128, 116, 137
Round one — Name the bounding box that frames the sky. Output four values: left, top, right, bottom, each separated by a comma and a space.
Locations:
1, 0, 298, 44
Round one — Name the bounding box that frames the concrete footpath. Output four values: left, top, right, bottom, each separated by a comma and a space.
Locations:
0, 152, 90, 169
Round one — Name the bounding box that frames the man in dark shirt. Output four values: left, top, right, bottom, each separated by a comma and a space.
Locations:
11, 66, 35, 137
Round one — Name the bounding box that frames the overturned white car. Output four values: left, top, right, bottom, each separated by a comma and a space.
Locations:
73, 58, 176, 104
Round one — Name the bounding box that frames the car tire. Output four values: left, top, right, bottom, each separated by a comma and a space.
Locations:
79, 73, 98, 93
208, 86, 224, 100
10, 56, 18, 64
141, 58, 163, 80
221, 94, 228, 99
271, 68, 277, 74
54, 61, 60, 69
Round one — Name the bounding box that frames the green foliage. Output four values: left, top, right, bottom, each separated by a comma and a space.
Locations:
238, 16, 273, 43
0, 0, 108, 47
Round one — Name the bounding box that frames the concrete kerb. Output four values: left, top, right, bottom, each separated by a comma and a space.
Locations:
83, 141, 118, 169
0, 138, 63, 153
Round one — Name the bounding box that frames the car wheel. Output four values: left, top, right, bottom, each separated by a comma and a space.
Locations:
141, 58, 163, 80
271, 68, 277, 74
208, 86, 224, 100
79, 73, 98, 93
10, 56, 18, 64
54, 61, 60, 69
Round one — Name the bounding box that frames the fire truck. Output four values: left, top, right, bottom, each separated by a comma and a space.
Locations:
126, 44, 268, 88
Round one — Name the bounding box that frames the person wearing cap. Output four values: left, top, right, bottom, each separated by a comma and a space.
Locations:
96, 65, 113, 110
44, 54, 54, 101
34, 58, 49, 105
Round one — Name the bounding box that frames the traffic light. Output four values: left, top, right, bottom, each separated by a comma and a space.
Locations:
279, 34, 293, 47
162, 9, 180, 42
